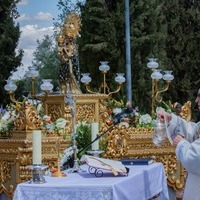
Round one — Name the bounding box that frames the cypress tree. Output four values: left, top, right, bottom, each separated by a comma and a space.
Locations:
78, 0, 200, 115
0, 0, 23, 105
163, 0, 200, 110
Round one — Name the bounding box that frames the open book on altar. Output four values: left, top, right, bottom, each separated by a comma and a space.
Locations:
81, 155, 128, 176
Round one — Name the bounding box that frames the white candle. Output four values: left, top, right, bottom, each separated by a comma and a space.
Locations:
32, 130, 42, 164
91, 122, 99, 150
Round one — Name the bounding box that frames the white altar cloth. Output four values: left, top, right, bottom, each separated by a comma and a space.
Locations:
13, 163, 169, 200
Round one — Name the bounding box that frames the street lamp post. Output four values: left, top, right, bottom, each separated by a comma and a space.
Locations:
125, 0, 132, 108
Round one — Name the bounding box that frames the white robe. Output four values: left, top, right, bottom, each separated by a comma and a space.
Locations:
168, 114, 200, 200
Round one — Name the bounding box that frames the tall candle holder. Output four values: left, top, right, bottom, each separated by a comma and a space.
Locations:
64, 83, 81, 173
52, 138, 67, 177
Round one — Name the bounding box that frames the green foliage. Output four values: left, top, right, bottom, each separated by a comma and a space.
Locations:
0, 0, 23, 106
79, 0, 125, 93
78, 0, 200, 117
32, 35, 60, 91
130, 0, 168, 114
54, 0, 84, 33
163, 0, 200, 108
76, 121, 91, 157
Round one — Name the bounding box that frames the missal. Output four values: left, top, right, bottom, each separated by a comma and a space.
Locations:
120, 158, 154, 165
81, 155, 128, 176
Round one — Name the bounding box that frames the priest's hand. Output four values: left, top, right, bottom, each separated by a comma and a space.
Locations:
173, 135, 185, 147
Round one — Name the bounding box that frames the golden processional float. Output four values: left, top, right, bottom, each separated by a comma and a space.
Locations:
0, 12, 190, 199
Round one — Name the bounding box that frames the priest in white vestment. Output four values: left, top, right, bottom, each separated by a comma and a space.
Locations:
158, 88, 200, 200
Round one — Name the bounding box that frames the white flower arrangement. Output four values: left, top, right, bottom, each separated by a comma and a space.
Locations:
139, 114, 152, 124
55, 118, 67, 131
137, 114, 153, 128
43, 115, 67, 134
0, 106, 16, 135
60, 146, 74, 166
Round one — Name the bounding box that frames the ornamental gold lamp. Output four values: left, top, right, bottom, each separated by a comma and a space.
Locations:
26, 66, 39, 97
147, 58, 174, 116
4, 66, 54, 103
4, 79, 18, 105
4, 66, 40, 103
4, 66, 54, 131
80, 61, 126, 96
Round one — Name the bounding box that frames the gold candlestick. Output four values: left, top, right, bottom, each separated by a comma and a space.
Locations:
52, 138, 67, 177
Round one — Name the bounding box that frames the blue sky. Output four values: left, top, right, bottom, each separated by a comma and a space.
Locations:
17, 0, 60, 27
13, 0, 79, 79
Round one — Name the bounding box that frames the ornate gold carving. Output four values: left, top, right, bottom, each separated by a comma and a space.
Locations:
14, 101, 43, 131
104, 125, 185, 192
47, 103, 62, 122
170, 101, 191, 122
76, 103, 95, 122
17, 147, 32, 166
57, 13, 81, 62
0, 159, 15, 199
180, 101, 191, 122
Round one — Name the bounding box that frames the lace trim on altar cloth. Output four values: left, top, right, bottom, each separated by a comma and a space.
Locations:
14, 185, 112, 200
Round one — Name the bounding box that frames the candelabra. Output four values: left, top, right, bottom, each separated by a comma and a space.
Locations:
147, 58, 174, 116
81, 61, 125, 96
4, 66, 54, 104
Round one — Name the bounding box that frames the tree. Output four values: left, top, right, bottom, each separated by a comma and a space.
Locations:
78, 0, 200, 117
54, 0, 84, 28
78, 0, 168, 113
0, 0, 23, 106
79, 0, 126, 95
129, 0, 168, 113
32, 35, 60, 92
163, 0, 200, 115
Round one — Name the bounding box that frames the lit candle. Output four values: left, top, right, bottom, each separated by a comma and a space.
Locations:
91, 122, 99, 150
32, 130, 42, 164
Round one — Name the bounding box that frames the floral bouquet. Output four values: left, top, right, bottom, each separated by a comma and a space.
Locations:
137, 114, 154, 128
60, 146, 74, 169
0, 105, 16, 136
60, 121, 92, 169
107, 98, 155, 128
107, 99, 139, 127
43, 115, 67, 138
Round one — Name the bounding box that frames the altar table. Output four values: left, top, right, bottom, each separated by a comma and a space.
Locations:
13, 163, 169, 200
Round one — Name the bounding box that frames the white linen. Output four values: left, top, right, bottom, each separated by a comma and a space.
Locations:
13, 163, 169, 200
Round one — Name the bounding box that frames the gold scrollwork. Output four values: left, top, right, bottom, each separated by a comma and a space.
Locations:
14, 101, 43, 131
0, 160, 15, 199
